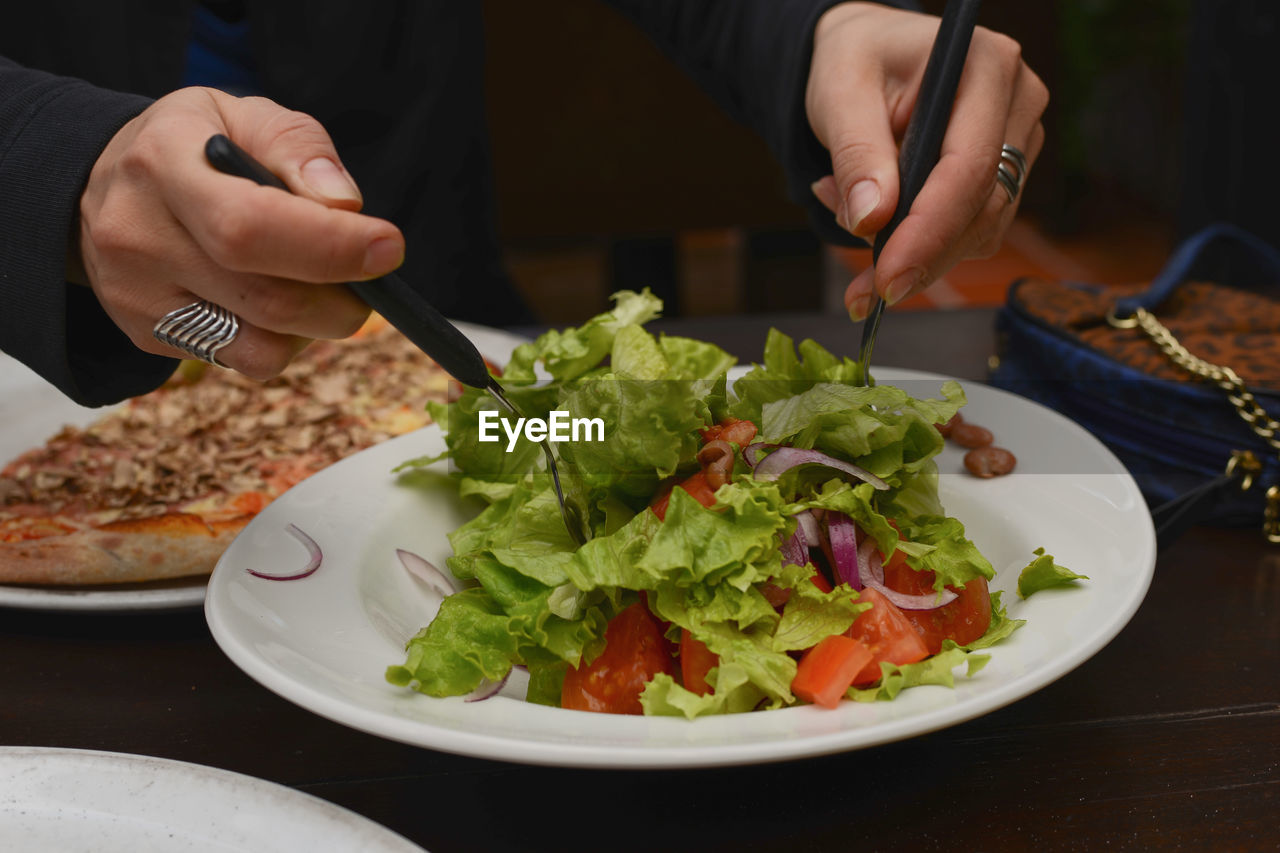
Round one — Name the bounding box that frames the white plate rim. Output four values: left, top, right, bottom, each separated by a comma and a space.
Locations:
0, 321, 528, 613
205, 366, 1157, 769
0, 746, 423, 851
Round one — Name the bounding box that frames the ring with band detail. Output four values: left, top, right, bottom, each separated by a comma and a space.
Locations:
152, 300, 240, 367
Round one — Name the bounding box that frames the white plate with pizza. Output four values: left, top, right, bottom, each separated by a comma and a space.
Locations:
205, 367, 1156, 769
0, 321, 526, 613
0, 747, 422, 852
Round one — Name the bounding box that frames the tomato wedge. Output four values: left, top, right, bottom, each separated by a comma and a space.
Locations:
679, 629, 718, 695
562, 601, 675, 714
650, 470, 718, 521
881, 554, 992, 654
792, 634, 873, 708
845, 587, 929, 685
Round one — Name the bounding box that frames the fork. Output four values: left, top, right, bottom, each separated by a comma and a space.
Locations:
856, 0, 983, 386
203, 134, 589, 546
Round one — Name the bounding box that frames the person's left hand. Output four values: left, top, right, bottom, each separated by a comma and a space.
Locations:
804, 2, 1049, 319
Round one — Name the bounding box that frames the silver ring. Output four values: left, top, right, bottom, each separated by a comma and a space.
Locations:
152, 300, 239, 366
997, 143, 1028, 203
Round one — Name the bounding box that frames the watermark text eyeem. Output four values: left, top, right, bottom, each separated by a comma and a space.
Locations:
478, 410, 604, 452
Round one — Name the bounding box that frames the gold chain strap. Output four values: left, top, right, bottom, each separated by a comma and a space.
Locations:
1108, 306, 1280, 542
1108, 307, 1280, 453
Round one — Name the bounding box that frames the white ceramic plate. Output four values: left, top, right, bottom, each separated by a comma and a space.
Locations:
206, 368, 1156, 769
0, 747, 422, 852
0, 323, 526, 613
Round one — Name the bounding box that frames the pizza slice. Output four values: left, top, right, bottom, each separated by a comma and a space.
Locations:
0, 317, 454, 585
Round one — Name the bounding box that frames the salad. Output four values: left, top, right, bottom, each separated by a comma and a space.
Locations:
387, 290, 1067, 718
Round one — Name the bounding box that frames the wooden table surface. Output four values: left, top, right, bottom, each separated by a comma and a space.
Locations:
3, 309, 1277, 852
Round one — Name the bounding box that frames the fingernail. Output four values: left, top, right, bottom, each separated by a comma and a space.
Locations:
884, 270, 921, 306
301, 157, 361, 204
845, 180, 881, 234
810, 178, 838, 210
847, 293, 872, 322
363, 238, 404, 277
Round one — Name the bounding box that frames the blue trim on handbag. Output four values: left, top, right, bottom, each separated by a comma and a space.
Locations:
1115, 222, 1280, 316
991, 223, 1280, 544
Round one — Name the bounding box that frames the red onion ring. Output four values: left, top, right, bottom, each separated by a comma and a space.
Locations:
741, 442, 780, 469
794, 509, 821, 548
246, 524, 322, 581
396, 549, 456, 598
826, 512, 862, 591
751, 447, 888, 490
856, 537, 957, 610
465, 670, 510, 703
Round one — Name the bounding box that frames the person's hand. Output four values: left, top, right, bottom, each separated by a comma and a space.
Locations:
76, 87, 405, 379
804, 2, 1048, 319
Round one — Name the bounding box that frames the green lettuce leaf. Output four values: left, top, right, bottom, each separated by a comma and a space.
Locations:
894, 515, 995, 593
771, 581, 869, 652
729, 330, 863, 424
640, 667, 767, 718
502, 289, 663, 384
1017, 548, 1088, 598
386, 588, 519, 696
636, 482, 789, 589
847, 643, 989, 702
554, 373, 710, 506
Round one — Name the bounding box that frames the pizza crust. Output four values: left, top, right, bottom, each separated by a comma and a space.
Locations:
0, 513, 250, 585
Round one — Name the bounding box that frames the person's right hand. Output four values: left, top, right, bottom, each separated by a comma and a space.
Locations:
76, 87, 405, 380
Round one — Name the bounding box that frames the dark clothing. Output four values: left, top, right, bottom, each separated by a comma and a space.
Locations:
1, 1, 851, 406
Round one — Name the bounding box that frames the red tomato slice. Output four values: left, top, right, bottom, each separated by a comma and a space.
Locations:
792, 634, 874, 708
561, 601, 676, 714
650, 470, 718, 521
881, 557, 993, 654
759, 581, 793, 609
699, 417, 758, 447
680, 629, 719, 695
845, 587, 930, 685
759, 571, 835, 611
808, 571, 833, 594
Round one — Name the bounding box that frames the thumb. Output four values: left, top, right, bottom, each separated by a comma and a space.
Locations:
217, 92, 364, 212
814, 87, 900, 240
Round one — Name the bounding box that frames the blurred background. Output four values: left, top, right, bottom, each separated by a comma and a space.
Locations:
481, 0, 1276, 324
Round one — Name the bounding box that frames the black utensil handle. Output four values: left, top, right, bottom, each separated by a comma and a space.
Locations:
347, 277, 495, 390
872, 0, 982, 265
202, 134, 496, 390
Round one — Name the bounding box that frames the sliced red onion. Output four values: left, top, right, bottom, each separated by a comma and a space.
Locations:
858, 537, 882, 585
246, 524, 322, 581
740, 442, 779, 469
856, 537, 957, 610
794, 509, 821, 547
396, 548, 456, 598
826, 512, 862, 591
751, 447, 888, 490
780, 525, 808, 568
465, 670, 510, 702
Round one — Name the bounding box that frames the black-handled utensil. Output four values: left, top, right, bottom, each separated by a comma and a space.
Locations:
856, 0, 983, 385
204, 134, 588, 545
205, 134, 495, 391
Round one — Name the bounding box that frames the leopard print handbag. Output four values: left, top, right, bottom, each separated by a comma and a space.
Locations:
990, 223, 1280, 547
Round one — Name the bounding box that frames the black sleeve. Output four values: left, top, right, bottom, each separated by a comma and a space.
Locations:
601, 0, 911, 247
0, 56, 177, 407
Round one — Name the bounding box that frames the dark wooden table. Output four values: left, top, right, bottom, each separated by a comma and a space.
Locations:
4, 309, 1278, 852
